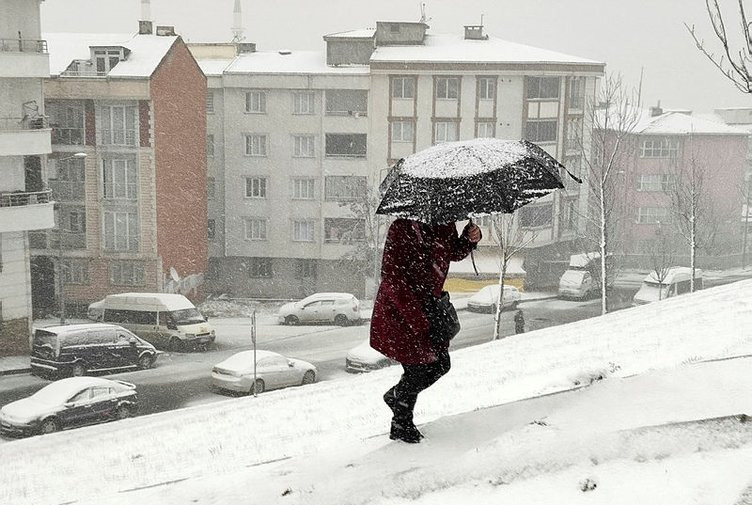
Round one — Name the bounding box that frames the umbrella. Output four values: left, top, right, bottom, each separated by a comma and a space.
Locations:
376, 138, 578, 225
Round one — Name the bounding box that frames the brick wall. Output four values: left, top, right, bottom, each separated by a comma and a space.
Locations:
0, 317, 31, 355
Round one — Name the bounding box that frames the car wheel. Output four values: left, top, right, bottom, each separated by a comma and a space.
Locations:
334, 314, 349, 326
301, 370, 315, 385
39, 417, 60, 435
169, 337, 184, 352
138, 354, 155, 370
285, 315, 300, 326
70, 362, 86, 377
115, 404, 132, 420
250, 379, 265, 395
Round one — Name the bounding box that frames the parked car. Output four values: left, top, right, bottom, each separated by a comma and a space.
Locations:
558, 252, 602, 300
0, 377, 138, 437
345, 339, 396, 373
466, 284, 521, 313
87, 299, 105, 321
30, 323, 158, 378
277, 292, 361, 326
211, 350, 317, 395
633, 267, 704, 306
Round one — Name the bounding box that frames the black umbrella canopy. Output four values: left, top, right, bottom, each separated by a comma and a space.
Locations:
376, 138, 570, 225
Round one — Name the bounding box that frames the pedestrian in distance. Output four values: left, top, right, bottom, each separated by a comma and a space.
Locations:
514, 309, 525, 334
370, 218, 482, 443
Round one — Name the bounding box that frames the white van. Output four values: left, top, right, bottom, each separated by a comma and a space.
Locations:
632, 267, 704, 306
558, 253, 600, 300
101, 293, 215, 351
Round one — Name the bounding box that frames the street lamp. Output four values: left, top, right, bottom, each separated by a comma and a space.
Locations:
55, 152, 87, 325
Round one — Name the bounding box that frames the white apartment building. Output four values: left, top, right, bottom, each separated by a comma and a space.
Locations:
194, 21, 604, 298
0, 0, 54, 355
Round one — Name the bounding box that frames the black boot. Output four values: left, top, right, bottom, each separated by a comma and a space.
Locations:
383, 387, 397, 414
389, 389, 424, 442
390, 420, 422, 443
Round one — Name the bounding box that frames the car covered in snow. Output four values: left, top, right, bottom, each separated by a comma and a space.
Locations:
277, 292, 361, 326
466, 284, 521, 313
0, 377, 138, 437
87, 298, 105, 321
211, 350, 317, 395
345, 339, 396, 373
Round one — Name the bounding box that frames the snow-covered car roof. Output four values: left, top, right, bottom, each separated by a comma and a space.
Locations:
31, 377, 135, 404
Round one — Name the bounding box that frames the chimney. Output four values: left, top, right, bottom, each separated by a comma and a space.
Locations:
156, 25, 176, 36
139, 0, 152, 34
464, 24, 487, 40
650, 100, 663, 117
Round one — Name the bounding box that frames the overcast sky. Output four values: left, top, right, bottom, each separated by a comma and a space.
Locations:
40, 0, 750, 113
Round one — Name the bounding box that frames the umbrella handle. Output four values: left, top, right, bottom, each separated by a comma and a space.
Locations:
468, 218, 479, 276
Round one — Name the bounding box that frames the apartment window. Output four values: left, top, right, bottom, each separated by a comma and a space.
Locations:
568, 76, 585, 109
325, 175, 367, 201
293, 135, 315, 157
637, 207, 671, 224
68, 209, 86, 233
392, 77, 415, 99
526, 119, 558, 143
325, 90, 368, 116
638, 174, 676, 192
248, 257, 273, 278
103, 211, 139, 251
566, 117, 582, 150
245, 218, 267, 240
434, 121, 458, 143
435, 77, 459, 99
291, 178, 315, 200
293, 92, 314, 114
526, 76, 560, 99
245, 177, 267, 198
476, 121, 495, 138
207, 176, 216, 199
102, 159, 137, 200
207, 134, 215, 157
640, 138, 678, 158
48, 102, 85, 145
52, 156, 85, 201
325, 133, 367, 157
206, 91, 215, 114
245, 134, 267, 156
207, 219, 216, 240
391, 121, 415, 142
245, 90, 267, 113
562, 156, 582, 191
292, 220, 315, 242
324, 218, 365, 243
110, 261, 145, 286
478, 77, 496, 100
295, 259, 317, 279
63, 259, 89, 285
519, 204, 553, 229
94, 48, 123, 74
97, 105, 137, 145
561, 198, 578, 231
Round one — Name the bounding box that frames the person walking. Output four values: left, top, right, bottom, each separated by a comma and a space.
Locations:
514, 309, 525, 334
370, 218, 481, 443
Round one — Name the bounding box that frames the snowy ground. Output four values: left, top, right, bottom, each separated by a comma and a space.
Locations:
3, 279, 752, 505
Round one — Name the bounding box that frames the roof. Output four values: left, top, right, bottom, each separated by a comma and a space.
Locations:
370, 33, 603, 66
323, 28, 376, 39
645, 267, 703, 284
36, 323, 119, 333
637, 111, 750, 136
45, 32, 178, 77
197, 58, 234, 77
225, 50, 370, 75
104, 292, 194, 309
34, 377, 125, 401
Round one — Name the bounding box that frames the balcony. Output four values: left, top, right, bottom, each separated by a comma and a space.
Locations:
0, 116, 52, 156
0, 38, 50, 78
0, 189, 55, 233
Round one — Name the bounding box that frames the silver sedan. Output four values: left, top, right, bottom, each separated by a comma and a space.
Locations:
211, 350, 317, 395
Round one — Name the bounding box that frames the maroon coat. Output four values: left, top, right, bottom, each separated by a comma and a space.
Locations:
370, 219, 476, 365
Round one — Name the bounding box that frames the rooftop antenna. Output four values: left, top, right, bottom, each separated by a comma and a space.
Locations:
419, 2, 431, 24
231, 0, 245, 42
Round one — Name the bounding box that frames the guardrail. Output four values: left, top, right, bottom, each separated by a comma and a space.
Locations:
0, 189, 52, 207
0, 38, 47, 53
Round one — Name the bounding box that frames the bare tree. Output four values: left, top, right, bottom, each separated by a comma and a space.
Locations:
686, 0, 752, 94
741, 177, 752, 267
646, 224, 679, 300
576, 74, 641, 314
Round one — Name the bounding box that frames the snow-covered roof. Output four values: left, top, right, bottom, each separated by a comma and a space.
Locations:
225, 50, 370, 75
323, 28, 376, 39
644, 266, 702, 284
370, 34, 603, 66
197, 58, 234, 77
45, 32, 178, 77
637, 111, 750, 136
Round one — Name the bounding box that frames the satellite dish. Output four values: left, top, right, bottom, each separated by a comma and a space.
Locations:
170, 267, 180, 282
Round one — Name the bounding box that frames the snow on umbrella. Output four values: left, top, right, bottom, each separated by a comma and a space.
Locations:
376, 138, 575, 224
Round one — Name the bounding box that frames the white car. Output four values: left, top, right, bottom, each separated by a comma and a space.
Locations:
211, 350, 317, 395
345, 339, 396, 373
466, 284, 521, 313
277, 292, 361, 326
87, 299, 105, 321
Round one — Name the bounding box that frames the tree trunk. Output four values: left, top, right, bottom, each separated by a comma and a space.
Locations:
493, 258, 508, 341
599, 181, 608, 315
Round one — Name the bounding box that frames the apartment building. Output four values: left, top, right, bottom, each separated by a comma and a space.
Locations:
0, 0, 54, 355
31, 22, 208, 317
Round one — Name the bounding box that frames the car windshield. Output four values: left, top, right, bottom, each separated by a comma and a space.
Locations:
31, 383, 78, 405
171, 308, 206, 325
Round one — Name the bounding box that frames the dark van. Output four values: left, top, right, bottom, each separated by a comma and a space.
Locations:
30, 323, 157, 378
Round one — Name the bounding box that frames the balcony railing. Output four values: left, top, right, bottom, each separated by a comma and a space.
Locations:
0, 115, 49, 131
0, 189, 52, 207
0, 38, 48, 53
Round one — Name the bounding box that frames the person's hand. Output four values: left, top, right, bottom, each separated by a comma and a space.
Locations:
465, 223, 482, 243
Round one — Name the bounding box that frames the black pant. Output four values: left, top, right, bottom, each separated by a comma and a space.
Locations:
391, 349, 451, 425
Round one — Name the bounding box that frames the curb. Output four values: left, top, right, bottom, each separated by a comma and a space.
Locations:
0, 366, 32, 377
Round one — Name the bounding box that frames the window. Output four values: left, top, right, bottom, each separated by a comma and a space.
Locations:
434, 121, 458, 143
68, 209, 86, 233
248, 257, 273, 278
293, 92, 314, 115
206, 91, 214, 114
52, 156, 85, 201
245, 90, 266, 113
566, 117, 582, 150
637, 207, 671, 224
526, 76, 560, 99
392, 77, 415, 99
435, 77, 459, 99
568, 76, 585, 109
104, 211, 139, 251
293, 135, 315, 157
640, 138, 678, 158
562, 156, 581, 191
519, 204, 553, 228
48, 102, 85, 145
561, 198, 578, 231
110, 261, 145, 286
295, 259, 317, 279
208, 219, 215, 240
324, 176, 367, 201
291, 178, 315, 200
526, 119, 558, 143
245, 177, 267, 198
245, 218, 267, 240
325, 90, 367, 116
102, 159, 137, 200
207, 134, 215, 157
207, 177, 216, 199
476, 121, 495, 138
94, 48, 123, 73
391, 121, 415, 142
292, 220, 315, 242
324, 218, 365, 243
638, 174, 676, 192
325, 134, 367, 157
63, 259, 89, 285
97, 105, 137, 145
478, 77, 496, 100
245, 134, 267, 156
